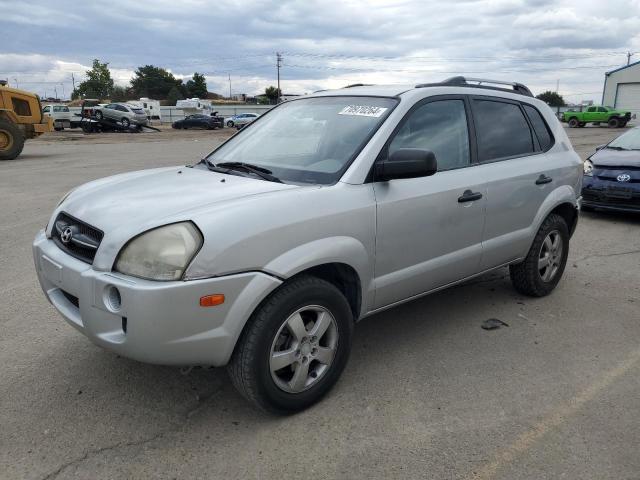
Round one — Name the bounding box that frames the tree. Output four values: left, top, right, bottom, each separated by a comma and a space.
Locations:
536, 91, 566, 107
264, 86, 281, 104
72, 59, 114, 99
166, 86, 184, 106
185, 72, 208, 98
111, 85, 133, 102
130, 65, 184, 99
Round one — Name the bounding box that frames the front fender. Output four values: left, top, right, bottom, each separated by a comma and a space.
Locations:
263, 236, 373, 311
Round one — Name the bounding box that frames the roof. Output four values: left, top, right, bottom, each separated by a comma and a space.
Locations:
606, 59, 640, 75
311, 85, 415, 97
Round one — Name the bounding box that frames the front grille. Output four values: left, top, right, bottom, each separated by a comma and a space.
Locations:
52, 212, 103, 264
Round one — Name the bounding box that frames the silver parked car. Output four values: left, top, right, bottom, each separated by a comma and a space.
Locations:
34, 77, 582, 413
226, 112, 259, 128
94, 103, 147, 127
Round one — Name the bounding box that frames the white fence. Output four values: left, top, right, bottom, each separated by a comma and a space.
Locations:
66, 104, 274, 124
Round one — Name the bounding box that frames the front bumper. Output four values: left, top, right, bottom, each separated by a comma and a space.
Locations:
33, 230, 282, 366
582, 176, 640, 212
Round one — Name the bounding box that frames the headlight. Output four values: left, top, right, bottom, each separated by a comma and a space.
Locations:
115, 222, 203, 281
583, 159, 594, 176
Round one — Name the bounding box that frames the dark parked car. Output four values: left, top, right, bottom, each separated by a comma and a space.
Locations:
173, 114, 222, 130
582, 127, 640, 212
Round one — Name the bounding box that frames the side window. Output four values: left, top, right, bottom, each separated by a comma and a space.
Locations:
388, 99, 470, 170
523, 104, 554, 152
42, 106, 50, 113
587, 107, 596, 113
597, 107, 607, 112
472, 99, 533, 162
12, 97, 32, 116
62, 106, 69, 112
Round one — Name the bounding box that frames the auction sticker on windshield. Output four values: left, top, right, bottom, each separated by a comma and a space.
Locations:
338, 105, 388, 117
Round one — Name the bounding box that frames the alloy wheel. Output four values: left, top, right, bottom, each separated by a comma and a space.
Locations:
269, 305, 339, 393
538, 230, 563, 282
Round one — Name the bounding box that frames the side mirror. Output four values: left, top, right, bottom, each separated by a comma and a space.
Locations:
375, 148, 437, 181
595, 144, 606, 151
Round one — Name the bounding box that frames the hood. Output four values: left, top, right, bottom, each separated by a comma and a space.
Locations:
56, 165, 300, 237
591, 149, 640, 168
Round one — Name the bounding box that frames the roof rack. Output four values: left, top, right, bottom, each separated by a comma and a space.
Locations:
415, 76, 533, 97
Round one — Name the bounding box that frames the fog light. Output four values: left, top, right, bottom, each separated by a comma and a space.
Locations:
104, 285, 122, 312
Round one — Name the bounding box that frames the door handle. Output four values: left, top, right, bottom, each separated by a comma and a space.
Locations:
458, 190, 483, 203
535, 174, 553, 185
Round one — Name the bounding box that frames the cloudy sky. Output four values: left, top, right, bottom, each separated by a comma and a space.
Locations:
1, 0, 639, 103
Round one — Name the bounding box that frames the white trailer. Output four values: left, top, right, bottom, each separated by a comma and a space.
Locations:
127, 98, 161, 121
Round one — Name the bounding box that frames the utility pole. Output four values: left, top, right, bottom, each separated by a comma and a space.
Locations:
555, 79, 559, 93
71, 73, 76, 92
627, 51, 634, 65
276, 52, 282, 103
61, 83, 65, 100
228, 73, 231, 99
13, 78, 19, 89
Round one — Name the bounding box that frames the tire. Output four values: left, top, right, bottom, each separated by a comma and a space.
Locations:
578, 122, 586, 127
95, 110, 103, 120
121, 118, 130, 128
0, 118, 25, 160
509, 213, 569, 297
227, 120, 234, 127
228, 275, 354, 414
568, 118, 579, 128
608, 117, 620, 128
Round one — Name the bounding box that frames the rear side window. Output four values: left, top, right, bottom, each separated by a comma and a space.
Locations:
389, 99, 470, 170
597, 107, 607, 112
523, 104, 554, 152
12, 97, 32, 116
472, 100, 533, 162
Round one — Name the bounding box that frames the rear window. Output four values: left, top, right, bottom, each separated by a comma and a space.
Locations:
472, 100, 534, 162
523, 104, 554, 152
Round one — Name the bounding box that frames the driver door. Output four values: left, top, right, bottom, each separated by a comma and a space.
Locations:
373, 96, 486, 308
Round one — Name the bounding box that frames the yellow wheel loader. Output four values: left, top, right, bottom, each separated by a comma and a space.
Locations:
0, 80, 53, 160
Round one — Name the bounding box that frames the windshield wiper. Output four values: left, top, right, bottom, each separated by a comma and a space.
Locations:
214, 161, 283, 183
606, 145, 629, 150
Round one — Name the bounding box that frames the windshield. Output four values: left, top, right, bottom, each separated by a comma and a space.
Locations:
608, 127, 640, 150
206, 96, 397, 184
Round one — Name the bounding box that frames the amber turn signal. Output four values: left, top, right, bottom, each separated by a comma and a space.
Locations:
200, 294, 225, 307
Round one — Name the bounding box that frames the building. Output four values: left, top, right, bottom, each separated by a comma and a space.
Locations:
602, 60, 640, 116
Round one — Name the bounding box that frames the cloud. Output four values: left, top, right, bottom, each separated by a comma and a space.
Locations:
0, 0, 638, 103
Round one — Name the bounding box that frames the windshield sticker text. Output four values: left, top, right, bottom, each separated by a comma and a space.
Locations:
338, 105, 388, 118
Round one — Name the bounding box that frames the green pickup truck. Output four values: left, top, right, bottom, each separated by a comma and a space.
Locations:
562, 105, 633, 128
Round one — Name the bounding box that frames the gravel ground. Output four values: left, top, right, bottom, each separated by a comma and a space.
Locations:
1, 125, 639, 480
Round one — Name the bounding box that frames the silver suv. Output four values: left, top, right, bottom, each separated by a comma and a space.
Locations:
33, 77, 582, 413
94, 103, 148, 127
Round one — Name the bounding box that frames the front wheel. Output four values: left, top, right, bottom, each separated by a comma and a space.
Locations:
121, 117, 131, 128
568, 118, 579, 128
509, 213, 569, 297
226, 120, 234, 127
0, 118, 25, 160
228, 275, 354, 414
608, 117, 620, 128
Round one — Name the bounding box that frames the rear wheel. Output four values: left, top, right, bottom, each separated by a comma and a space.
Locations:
121, 117, 130, 128
228, 275, 354, 414
94, 110, 103, 120
608, 117, 620, 128
0, 118, 25, 160
509, 213, 569, 297
568, 117, 579, 128
227, 120, 234, 127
